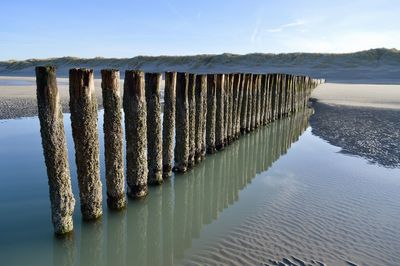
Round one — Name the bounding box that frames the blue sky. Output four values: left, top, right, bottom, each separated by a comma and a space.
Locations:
0, 0, 399, 60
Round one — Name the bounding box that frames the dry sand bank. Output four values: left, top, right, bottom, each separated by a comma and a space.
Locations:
311, 83, 400, 109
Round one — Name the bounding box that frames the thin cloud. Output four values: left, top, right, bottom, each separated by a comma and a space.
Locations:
267, 20, 307, 33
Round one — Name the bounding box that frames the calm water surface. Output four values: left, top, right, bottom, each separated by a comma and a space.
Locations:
0, 106, 399, 266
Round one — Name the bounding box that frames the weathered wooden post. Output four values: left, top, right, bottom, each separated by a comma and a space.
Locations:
206, 74, 217, 154
255, 74, 262, 128
246, 74, 253, 132
231, 73, 240, 140
240, 73, 249, 133
236, 73, 244, 138
292, 76, 298, 113
224, 74, 229, 144
123, 70, 148, 198
145, 72, 163, 185
174, 72, 190, 173
162, 72, 176, 178
265, 74, 271, 123
269, 74, 275, 121
251, 74, 257, 130
282, 74, 288, 116
201, 75, 208, 159
36, 66, 75, 235
260, 74, 267, 125
188, 73, 196, 168
69, 68, 102, 220
272, 74, 279, 121
215, 74, 225, 150
226, 74, 233, 144
278, 73, 283, 118
101, 69, 126, 210
195, 74, 207, 162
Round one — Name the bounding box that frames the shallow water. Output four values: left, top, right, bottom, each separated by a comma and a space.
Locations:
0, 106, 399, 266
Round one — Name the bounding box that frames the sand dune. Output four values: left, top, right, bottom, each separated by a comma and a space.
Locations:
1, 48, 400, 83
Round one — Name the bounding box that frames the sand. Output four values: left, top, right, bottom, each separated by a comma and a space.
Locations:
311, 83, 400, 109
0, 76, 167, 119
1, 76, 399, 119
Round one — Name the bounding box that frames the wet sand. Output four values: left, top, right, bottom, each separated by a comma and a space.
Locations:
311, 83, 400, 109
0, 76, 168, 119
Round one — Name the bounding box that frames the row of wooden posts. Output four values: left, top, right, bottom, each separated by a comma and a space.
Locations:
35, 66, 322, 235
52, 110, 311, 266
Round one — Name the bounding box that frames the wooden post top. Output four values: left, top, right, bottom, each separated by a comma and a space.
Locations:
124, 70, 145, 99
69, 68, 95, 99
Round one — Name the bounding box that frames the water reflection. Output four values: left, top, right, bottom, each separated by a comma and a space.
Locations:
310, 102, 400, 168
50, 110, 311, 266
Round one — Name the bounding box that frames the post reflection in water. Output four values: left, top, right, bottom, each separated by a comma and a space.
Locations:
51, 110, 311, 266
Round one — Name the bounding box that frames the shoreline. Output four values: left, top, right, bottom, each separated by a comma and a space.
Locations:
1, 77, 399, 119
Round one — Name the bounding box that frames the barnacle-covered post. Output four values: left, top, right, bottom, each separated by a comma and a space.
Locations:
36, 66, 75, 235
174, 72, 190, 173
206, 74, 217, 154
195, 74, 207, 162
188, 73, 196, 168
162, 72, 176, 178
145, 72, 163, 185
101, 69, 126, 210
123, 70, 148, 198
215, 74, 225, 150
69, 68, 102, 220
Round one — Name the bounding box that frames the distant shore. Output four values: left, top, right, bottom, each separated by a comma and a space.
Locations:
1, 75, 399, 120
311, 83, 400, 109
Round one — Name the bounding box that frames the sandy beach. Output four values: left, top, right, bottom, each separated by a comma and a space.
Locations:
1, 76, 399, 119
311, 83, 400, 109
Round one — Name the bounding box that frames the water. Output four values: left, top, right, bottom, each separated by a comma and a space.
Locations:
0, 106, 399, 265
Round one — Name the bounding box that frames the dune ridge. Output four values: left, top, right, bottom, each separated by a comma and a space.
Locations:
1, 48, 400, 83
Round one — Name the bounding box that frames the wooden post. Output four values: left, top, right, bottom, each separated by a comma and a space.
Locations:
162, 72, 176, 178
231, 73, 240, 140
284, 74, 290, 116
101, 69, 126, 210
123, 70, 148, 198
36, 66, 75, 235
266, 74, 273, 122
272, 74, 280, 121
145, 72, 163, 185
174, 72, 189, 173
201, 75, 208, 160
246, 74, 253, 132
226, 74, 233, 144
195, 74, 207, 162
240, 73, 249, 133
255, 74, 261, 128
69, 68, 102, 220
292, 76, 298, 113
188, 73, 196, 168
251, 74, 257, 130
235, 73, 244, 138
224, 74, 230, 144
215, 74, 225, 151
206, 74, 217, 154
260, 74, 267, 125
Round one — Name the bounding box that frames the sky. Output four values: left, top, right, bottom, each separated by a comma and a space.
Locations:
0, 0, 399, 60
